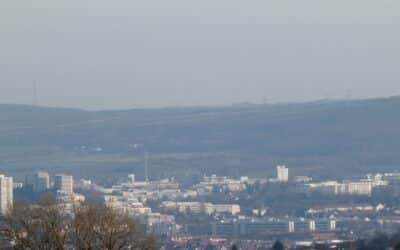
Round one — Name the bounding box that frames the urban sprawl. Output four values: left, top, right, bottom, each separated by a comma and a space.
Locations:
1, 165, 400, 249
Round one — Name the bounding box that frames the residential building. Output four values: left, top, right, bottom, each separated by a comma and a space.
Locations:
161, 201, 240, 215
204, 204, 241, 215
33, 171, 50, 192
277, 165, 289, 182
294, 176, 313, 183
105, 195, 152, 216
128, 174, 135, 183
211, 218, 337, 236
307, 181, 373, 196
345, 181, 372, 196
54, 174, 73, 195
0, 174, 13, 215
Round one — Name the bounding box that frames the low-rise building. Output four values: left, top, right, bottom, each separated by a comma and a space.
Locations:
105, 195, 152, 216
307, 180, 372, 196
161, 201, 241, 215
204, 204, 241, 216
211, 218, 337, 236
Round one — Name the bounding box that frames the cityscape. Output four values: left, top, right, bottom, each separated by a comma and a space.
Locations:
2, 164, 400, 249
2, 1, 400, 249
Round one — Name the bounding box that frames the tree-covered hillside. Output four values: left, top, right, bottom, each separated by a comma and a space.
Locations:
1, 97, 400, 181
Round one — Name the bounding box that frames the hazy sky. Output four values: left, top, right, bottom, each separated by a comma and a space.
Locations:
1, 1, 399, 110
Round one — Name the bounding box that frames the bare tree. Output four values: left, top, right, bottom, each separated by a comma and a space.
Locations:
72, 203, 157, 250
92, 206, 137, 250
1, 194, 68, 250
1, 195, 157, 250
134, 234, 158, 250
272, 240, 284, 250
71, 204, 100, 250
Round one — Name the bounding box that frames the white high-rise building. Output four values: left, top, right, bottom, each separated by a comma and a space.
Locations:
309, 220, 316, 232
288, 221, 295, 233
277, 165, 289, 182
128, 174, 135, 183
54, 174, 73, 195
0, 174, 13, 215
330, 220, 336, 231
33, 171, 50, 192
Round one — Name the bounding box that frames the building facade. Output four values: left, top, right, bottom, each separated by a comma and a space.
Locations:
54, 174, 74, 194
0, 174, 13, 215
277, 165, 289, 182
33, 171, 50, 192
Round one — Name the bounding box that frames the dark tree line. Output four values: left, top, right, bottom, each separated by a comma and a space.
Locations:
0, 195, 156, 250
354, 232, 400, 250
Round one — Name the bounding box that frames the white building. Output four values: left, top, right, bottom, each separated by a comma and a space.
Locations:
307, 181, 338, 194
307, 181, 372, 196
13, 182, 24, 189
0, 174, 13, 215
204, 204, 241, 215
33, 171, 50, 192
146, 212, 176, 236
289, 221, 295, 233
161, 201, 240, 215
294, 176, 313, 183
330, 220, 336, 231
339, 181, 372, 196
277, 165, 289, 182
194, 175, 246, 194
54, 174, 73, 195
364, 174, 388, 187
105, 195, 152, 216
161, 201, 203, 214
128, 174, 135, 183
309, 220, 316, 232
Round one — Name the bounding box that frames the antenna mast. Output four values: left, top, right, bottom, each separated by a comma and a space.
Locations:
144, 151, 149, 182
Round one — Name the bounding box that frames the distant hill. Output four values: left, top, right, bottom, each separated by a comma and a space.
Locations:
1, 97, 400, 181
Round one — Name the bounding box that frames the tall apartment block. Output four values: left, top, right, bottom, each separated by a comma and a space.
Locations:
0, 174, 13, 215
33, 171, 50, 192
277, 165, 289, 182
54, 174, 73, 195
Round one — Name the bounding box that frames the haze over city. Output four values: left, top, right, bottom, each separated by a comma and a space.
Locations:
1, 0, 400, 109
2, 1, 400, 249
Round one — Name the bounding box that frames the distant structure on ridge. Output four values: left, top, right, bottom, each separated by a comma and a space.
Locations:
145, 152, 149, 182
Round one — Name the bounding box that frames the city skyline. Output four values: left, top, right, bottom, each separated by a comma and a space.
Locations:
2, 1, 400, 248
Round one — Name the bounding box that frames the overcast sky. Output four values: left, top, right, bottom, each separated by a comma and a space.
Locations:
1, 1, 399, 110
